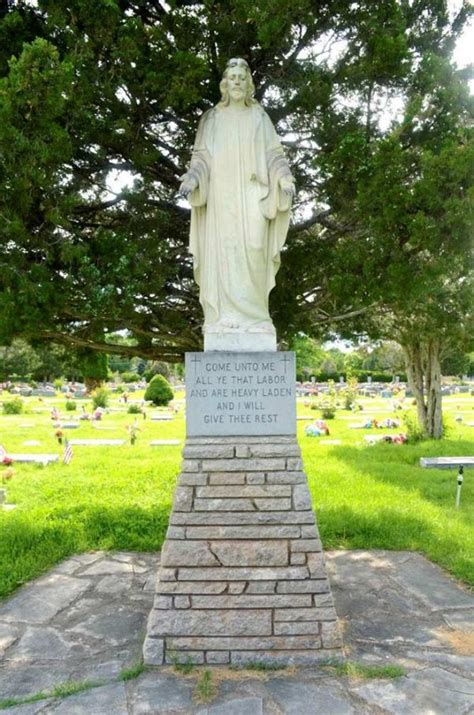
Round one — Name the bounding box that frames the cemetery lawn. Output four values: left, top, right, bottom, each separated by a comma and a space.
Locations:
0, 391, 473, 598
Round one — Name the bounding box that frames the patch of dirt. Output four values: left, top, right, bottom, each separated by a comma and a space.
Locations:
436, 627, 474, 655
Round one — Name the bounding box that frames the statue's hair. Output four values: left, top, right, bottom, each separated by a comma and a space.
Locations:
218, 58, 257, 107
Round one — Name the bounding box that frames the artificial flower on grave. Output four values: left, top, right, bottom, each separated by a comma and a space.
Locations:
55, 429, 64, 444
126, 422, 141, 445
2, 456, 13, 467
2, 467, 15, 484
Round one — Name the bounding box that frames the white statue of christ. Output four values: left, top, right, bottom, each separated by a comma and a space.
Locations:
180, 58, 294, 351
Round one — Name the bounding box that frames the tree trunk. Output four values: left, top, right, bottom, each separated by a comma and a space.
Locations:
84, 376, 103, 393
425, 339, 443, 438
402, 339, 443, 439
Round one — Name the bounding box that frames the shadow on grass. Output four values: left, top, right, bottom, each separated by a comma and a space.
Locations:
312, 497, 473, 587
324, 438, 473, 518
0, 503, 171, 599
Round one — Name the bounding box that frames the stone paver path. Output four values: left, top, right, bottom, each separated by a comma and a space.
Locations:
0, 550, 472, 714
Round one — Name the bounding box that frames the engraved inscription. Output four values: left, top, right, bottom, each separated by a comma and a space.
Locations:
186, 352, 296, 436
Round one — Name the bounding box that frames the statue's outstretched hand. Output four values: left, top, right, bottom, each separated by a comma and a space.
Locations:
179, 173, 198, 198
279, 177, 295, 197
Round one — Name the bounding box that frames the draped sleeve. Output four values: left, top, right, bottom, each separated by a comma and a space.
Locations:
188, 110, 214, 289
255, 110, 294, 292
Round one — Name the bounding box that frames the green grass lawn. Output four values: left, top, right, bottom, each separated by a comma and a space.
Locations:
0, 390, 472, 598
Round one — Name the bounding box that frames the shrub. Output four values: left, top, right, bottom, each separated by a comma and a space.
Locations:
144, 361, 171, 383
65, 401, 77, 411
2, 398, 24, 415
121, 372, 138, 384
342, 376, 359, 410
54, 378, 64, 389
144, 375, 174, 406
128, 404, 142, 414
318, 379, 337, 419
91, 387, 109, 409
321, 406, 336, 419
402, 411, 425, 443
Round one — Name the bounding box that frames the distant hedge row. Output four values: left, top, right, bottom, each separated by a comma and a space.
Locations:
297, 370, 408, 384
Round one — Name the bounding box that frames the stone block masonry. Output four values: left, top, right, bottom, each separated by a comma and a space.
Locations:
143, 437, 342, 666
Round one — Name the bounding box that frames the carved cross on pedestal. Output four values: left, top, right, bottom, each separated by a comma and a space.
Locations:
280, 353, 291, 374
190, 354, 201, 375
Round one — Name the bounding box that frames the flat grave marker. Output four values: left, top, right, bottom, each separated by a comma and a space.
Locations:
69, 439, 125, 446
364, 435, 386, 444
8, 453, 59, 465
420, 456, 474, 469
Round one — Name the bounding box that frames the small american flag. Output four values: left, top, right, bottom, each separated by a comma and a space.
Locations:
63, 439, 73, 465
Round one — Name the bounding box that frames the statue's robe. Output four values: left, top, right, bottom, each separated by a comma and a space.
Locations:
188, 104, 292, 333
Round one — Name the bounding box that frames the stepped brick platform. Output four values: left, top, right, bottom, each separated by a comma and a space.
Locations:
143, 436, 342, 666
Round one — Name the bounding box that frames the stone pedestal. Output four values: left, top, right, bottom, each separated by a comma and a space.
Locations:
143, 353, 342, 666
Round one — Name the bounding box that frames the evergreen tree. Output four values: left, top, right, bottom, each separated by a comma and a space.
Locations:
0, 1, 471, 435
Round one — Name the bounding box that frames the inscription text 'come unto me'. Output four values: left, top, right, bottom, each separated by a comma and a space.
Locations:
185, 353, 296, 436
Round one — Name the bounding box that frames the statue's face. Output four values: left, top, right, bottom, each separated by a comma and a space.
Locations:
226, 67, 248, 102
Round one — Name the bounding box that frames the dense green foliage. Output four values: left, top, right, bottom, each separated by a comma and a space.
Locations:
77, 350, 109, 390
90, 386, 109, 408
127, 403, 143, 414
0, 390, 472, 598
144, 374, 174, 405
0, 1, 471, 362
1, 397, 23, 415
120, 371, 139, 383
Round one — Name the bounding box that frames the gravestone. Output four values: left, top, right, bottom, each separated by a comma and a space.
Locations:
420, 456, 474, 469
143, 353, 342, 666
69, 439, 125, 446
9, 453, 59, 465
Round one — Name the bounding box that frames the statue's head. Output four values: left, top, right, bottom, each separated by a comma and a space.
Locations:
219, 58, 256, 107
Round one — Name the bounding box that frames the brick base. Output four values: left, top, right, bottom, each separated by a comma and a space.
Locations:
143, 437, 343, 666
